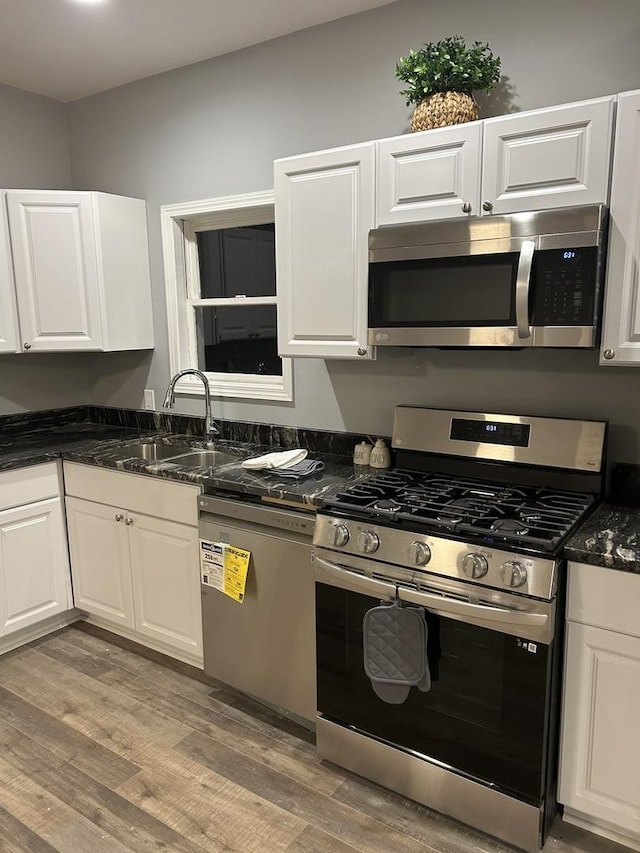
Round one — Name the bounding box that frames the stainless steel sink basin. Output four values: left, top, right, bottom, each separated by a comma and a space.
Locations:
168, 450, 238, 468
114, 441, 194, 462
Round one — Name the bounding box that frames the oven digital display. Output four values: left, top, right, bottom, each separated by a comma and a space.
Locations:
450, 418, 530, 447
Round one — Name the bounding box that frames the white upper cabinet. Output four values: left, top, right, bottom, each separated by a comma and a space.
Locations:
600, 90, 640, 365
0, 206, 19, 353
4, 190, 154, 353
377, 122, 482, 224
377, 96, 615, 225
482, 96, 615, 215
275, 142, 375, 359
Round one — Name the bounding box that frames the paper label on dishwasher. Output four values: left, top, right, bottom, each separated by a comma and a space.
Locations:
200, 539, 251, 603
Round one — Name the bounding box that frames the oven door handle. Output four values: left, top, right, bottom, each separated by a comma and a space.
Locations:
398, 586, 548, 628
515, 239, 536, 339
312, 555, 396, 599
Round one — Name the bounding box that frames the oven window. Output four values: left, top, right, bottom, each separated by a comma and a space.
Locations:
369, 253, 519, 327
316, 583, 552, 803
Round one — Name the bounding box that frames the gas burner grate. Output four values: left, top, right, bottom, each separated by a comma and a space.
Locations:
324, 469, 597, 552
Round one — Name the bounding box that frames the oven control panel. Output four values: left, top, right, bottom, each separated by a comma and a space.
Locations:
314, 514, 557, 600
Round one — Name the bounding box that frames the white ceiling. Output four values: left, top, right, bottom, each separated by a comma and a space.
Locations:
0, 0, 397, 102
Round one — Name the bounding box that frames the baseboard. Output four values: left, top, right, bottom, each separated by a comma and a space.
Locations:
0, 609, 83, 656
563, 809, 640, 851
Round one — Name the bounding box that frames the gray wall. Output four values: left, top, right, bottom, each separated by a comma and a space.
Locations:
0, 83, 92, 413
59, 0, 640, 463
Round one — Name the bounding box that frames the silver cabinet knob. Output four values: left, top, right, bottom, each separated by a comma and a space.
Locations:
23, 342, 31, 350
482, 200, 493, 212
124, 517, 134, 526
501, 560, 527, 588
357, 347, 367, 357
331, 524, 350, 547
461, 202, 472, 214
602, 349, 615, 360
115, 513, 124, 522
461, 552, 489, 579
408, 541, 431, 566
357, 530, 380, 554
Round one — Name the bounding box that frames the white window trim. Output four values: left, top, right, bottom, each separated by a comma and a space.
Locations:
161, 190, 292, 402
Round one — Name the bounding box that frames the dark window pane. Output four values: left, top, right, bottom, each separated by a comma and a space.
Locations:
197, 224, 276, 298
195, 305, 282, 376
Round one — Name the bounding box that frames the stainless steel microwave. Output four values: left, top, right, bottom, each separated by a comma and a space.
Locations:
368, 205, 608, 348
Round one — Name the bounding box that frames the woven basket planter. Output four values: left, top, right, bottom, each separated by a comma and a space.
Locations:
410, 92, 478, 132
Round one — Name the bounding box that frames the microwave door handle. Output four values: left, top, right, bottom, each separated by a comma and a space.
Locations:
312, 554, 397, 599
515, 240, 536, 339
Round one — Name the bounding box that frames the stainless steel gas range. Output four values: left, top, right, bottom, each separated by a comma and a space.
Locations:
312, 407, 606, 852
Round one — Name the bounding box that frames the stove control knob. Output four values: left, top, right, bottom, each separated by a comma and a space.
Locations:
358, 530, 380, 554
461, 552, 489, 579
408, 541, 431, 566
331, 524, 350, 547
501, 560, 528, 588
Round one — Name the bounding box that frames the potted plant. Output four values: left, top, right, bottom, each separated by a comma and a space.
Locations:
395, 35, 501, 132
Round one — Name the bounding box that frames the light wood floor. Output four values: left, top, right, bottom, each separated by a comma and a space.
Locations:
0, 624, 629, 853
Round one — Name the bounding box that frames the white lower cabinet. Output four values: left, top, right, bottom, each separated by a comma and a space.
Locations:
0, 464, 73, 647
559, 561, 640, 850
64, 463, 202, 667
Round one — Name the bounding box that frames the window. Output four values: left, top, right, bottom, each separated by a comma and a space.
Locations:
161, 191, 292, 401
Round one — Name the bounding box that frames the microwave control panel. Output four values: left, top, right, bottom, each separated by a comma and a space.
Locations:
532, 246, 598, 325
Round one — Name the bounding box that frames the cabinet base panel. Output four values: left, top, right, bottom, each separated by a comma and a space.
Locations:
563, 809, 640, 851
0, 609, 82, 656
76, 617, 204, 670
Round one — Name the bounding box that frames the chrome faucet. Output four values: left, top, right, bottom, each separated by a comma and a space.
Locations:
162, 369, 219, 440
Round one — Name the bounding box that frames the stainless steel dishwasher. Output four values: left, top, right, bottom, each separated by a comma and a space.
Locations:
198, 495, 316, 725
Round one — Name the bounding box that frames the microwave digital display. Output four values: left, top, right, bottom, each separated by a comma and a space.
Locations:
450, 418, 531, 447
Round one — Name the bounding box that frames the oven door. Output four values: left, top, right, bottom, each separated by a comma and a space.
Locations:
314, 552, 556, 804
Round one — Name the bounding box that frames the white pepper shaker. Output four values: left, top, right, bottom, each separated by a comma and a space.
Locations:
369, 438, 391, 469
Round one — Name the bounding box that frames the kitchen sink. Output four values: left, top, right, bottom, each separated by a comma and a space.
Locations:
112, 440, 194, 463
166, 449, 238, 468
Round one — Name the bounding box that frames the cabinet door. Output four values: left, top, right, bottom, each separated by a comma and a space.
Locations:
0, 498, 71, 636
128, 513, 202, 659
600, 91, 640, 365
6, 191, 104, 351
377, 122, 482, 224
482, 97, 614, 215
275, 143, 375, 359
0, 197, 19, 353
65, 497, 134, 628
560, 622, 640, 841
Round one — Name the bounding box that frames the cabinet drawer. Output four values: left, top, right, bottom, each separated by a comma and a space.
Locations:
63, 462, 200, 527
0, 462, 60, 512
567, 561, 640, 637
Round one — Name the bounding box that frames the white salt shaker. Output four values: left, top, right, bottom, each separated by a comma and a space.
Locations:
369, 438, 391, 469
353, 441, 372, 466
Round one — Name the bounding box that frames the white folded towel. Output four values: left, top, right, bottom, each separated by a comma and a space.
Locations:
241, 449, 308, 470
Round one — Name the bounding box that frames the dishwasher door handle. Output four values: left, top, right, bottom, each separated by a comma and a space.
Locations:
312, 554, 396, 599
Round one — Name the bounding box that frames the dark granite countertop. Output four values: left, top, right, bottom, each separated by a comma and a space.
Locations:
0, 406, 372, 509
564, 503, 640, 573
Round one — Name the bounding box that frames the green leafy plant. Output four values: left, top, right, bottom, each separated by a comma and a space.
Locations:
396, 36, 501, 106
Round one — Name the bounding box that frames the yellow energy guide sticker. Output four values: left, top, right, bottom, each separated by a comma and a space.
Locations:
199, 539, 250, 603
223, 544, 251, 603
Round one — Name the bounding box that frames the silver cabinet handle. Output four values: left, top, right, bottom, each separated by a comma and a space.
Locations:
482, 200, 493, 212
23, 342, 31, 350
115, 513, 123, 522
515, 240, 536, 339
124, 517, 134, 526
312, 554, 396, 599
461, 202, 472, 213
